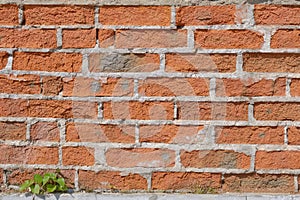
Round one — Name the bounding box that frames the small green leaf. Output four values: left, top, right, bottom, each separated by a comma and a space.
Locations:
46, 184, 57, 193
42, 176, 50, 186
56, 178, 65, 187
48, 173, 57, 180
32, 184, 40, 194
34, 174, 43, 185
19, 180, 34, 191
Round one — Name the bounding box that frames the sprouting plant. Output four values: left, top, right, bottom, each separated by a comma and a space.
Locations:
19, 172, 68, 195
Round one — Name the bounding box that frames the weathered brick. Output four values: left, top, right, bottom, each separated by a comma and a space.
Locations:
256, 151, 300, 169
271, 30, 300, 49
0, 52, 8, 70
165, 53, 236, 73
98, 29, 115, 48
139, 125, 205, 144
0, 122, 26, 141
66, 122, 135, 143
62, 77, 133, 97
103, 101, 174, 120
0, 145, 58, 164
62, 146, 94, 166
255, 5, 300, 25
99, 6, 170, 26
152, 172, 221, 191
290, 79, 300, 97
176, 6, 235, 26
30, 121, 60, 142
243, 53, 300, 73
13, 52, 82, 72
116, 30, 187, 48
195, 30, 263, 49
288, 127, 300, 145
62, 29, 96, 48
215, 126, 284, 144
254, 102, 300, 121
139, 78, 209, 97
41, 76, 63, 96
0, 5, 18, 25
105, 148, 175, 168
181, 150, 250, 169
78, 170, 147, 191
216, 78, 286, 97
89, 53, 160, 73
223, 174, 294, 193
0, 29, 56, 48
24, 5, 94, 25
179, 102, 248, 121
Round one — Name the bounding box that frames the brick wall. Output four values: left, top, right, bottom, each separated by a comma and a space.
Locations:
0, 0, 300, 194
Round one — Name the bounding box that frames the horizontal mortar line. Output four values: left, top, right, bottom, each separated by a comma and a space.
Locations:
0, 25, 95, 29
0, 140, 59, 147
256, 145, 300, 151
96, 25, 175, 29
196, 48, 300, 54
256, 169, 300, 175
184, 25, 300, 30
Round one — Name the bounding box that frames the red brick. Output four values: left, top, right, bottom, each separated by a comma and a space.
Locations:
176, 6, 235, 26
254, 102, 300, 121
152, 172, 221, 191
0, 5, 18, 25
179, 102, 248, 121
103, 101, 174, 120
78, 170, 147, 191
243, 53, 300, 73
139, 125, 204, 144
165, 53, 236, 73
89, 53, 160, 73
0, 29, 56, 48
24, 5, 94, 25
0, 122, 26, 141
99, 6, 170, 26
98, 29, 115, 48
0, 145, 58, 164
62, 29, 96, 48
181, 150, 250, 169
105, 148, 175, 168
195, 30, 263, 49
255, 5, 300, 25
7, 169, 75, 188
116, 30, 187, 48
13, 52, 82, 72
271, 30, 300, 49
0, 52, 8, 70
256, 151, 300, 169
41, 76, 63, 96
62, 77, 133, 97
30, 121, 60, 142
288, 127, 300, 145
62, 146, 94, 166
139, 78, 209, 97
223, 173, 294, 193
66, 122, 135, 143
291, 79, 300, 97
0, 74, 41, 95
216, 78, 286, 97
216, 126, 284, 144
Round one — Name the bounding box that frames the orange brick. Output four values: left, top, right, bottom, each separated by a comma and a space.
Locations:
24, 5, 94, 25
216, 78, 286, 97
62, 77, 133, 97
181, 150, 250, 169
0, 52, 8, 70
30, 121, 60, 142
105, 148, 175, 168
152, 172, 221, 191
179, 102, 248, 121
216, 126, 284, 144
98, 29, 115, 48
62, 146, 94, 166
0, 145, 58, 164
176, 6, 235, 26
0, 29, 56, 48
66, 122, 135, 143
116, 30, 187, 48
256, 151, 300, 169
288, 127, 300, 145
13, 52, 82, 72
139, 78, 209, 96
254, 102, 300, 121
99, 6, 170, 26
0, 122, 26, 141
78, 170, 147, 191
291, 79, 300, 97
103, 101, 174, 120
223, 173, 294, 193
243, 53, 300, 73
195, 30, 263, 49
0, 5, 18, 25
271, 29, 300, 49
255, 5, 300, 25
41, 76, 63, 96
62, 29, 96, 48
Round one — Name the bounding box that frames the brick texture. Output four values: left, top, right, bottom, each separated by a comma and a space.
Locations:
0, 5, 18, 25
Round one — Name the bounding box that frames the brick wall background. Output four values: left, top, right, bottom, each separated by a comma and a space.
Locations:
0, 0, 299, 194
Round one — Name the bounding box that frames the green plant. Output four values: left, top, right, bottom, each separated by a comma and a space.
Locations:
19, 172, 68, 195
